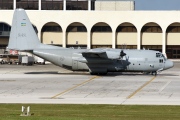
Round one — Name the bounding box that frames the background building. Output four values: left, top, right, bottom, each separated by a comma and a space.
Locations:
0, 0, 180, 59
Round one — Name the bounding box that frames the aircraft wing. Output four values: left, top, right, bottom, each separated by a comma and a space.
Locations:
79, 48, 108, 58
74, 48, 121, 63
73, 48, 110, 63
73, 48, 124, 63
81, 48, 106, 54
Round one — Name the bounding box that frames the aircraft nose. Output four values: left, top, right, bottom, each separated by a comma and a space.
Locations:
164, 60, 174, 70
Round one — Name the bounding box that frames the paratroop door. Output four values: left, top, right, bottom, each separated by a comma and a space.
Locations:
72, 60, 78, 70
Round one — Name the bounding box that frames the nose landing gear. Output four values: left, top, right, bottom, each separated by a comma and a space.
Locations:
151, 71, 157, 76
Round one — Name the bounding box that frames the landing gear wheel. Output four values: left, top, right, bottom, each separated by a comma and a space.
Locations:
144, 72, 150, 75
151, 71, 157, 76
154, 72, 157, 76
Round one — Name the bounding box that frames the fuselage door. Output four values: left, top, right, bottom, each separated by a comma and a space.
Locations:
72, 60, 78, 70
159, 58, 164, 68
128, 58, 146, 71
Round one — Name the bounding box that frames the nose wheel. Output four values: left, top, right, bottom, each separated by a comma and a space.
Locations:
151, 71, 157, 76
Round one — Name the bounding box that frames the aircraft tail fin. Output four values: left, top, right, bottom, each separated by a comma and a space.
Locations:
8, 9, 40, 51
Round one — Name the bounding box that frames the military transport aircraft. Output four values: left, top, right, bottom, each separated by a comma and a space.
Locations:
8, 9, 174, 75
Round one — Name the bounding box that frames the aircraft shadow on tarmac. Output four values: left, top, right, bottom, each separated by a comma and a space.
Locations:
24, 71, 178, 77
24, 71, 134, 76
25, 71, 59, 75
25, 71, 90, 75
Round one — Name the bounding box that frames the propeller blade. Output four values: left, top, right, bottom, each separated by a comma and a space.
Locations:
120, 50, 126, 57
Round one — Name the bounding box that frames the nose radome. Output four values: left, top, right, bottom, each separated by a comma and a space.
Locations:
164, 60, 174, 70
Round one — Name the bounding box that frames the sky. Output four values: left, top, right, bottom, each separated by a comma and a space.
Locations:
134, 0, 180, 10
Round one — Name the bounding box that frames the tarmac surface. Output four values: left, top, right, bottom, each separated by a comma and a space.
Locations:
0, 62, 180, 105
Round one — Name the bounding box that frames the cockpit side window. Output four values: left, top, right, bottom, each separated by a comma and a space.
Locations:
161, 54, 166, 61
159, 59, 164, 63
156, 53, 161, 57
156, 53, 166, 61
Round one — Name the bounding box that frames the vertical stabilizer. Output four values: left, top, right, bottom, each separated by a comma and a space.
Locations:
8, 9, 40, 51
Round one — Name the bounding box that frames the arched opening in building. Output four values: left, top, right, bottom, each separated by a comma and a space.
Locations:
41, 22, 62, 46
116, 22, 137, 49
0, 22, 11, 54
141, 22, 162, 52
166, 22, 180, 59
66, 22, 87, 49
91, 22, 112, 48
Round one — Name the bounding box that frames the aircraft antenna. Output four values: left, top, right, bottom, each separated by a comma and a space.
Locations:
121, 44, 127, 49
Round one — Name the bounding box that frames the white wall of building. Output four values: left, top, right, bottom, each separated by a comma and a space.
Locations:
1, 10, 180, 53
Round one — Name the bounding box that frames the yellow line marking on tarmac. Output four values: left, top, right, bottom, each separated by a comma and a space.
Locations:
51, 76, 100, 99
127, 76, 156, 99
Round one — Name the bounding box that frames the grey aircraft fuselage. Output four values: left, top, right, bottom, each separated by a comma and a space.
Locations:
33, 44, 173, 75
7, 9, 174, 75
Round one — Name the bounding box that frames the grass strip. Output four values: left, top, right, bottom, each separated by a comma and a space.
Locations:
0, 104, 179, 120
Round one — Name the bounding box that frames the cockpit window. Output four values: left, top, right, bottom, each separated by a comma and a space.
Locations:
159, 59, 163, 63
161, 54, 167, 60
156, 53, 161, 57
156, 53, 166, 60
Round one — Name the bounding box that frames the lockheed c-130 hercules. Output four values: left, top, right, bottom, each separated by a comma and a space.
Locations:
8, 9, 174, 75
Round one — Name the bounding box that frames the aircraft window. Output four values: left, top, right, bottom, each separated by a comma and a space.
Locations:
156, 53, 161, 57
161, 54, 166, 60
159, 59, 163, 63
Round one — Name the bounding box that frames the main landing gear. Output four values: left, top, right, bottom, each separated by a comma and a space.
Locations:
144, 71, 157, 76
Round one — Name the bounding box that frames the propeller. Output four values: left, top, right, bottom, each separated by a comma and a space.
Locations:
120, 50, 126, 58
118, 50, 127, 65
